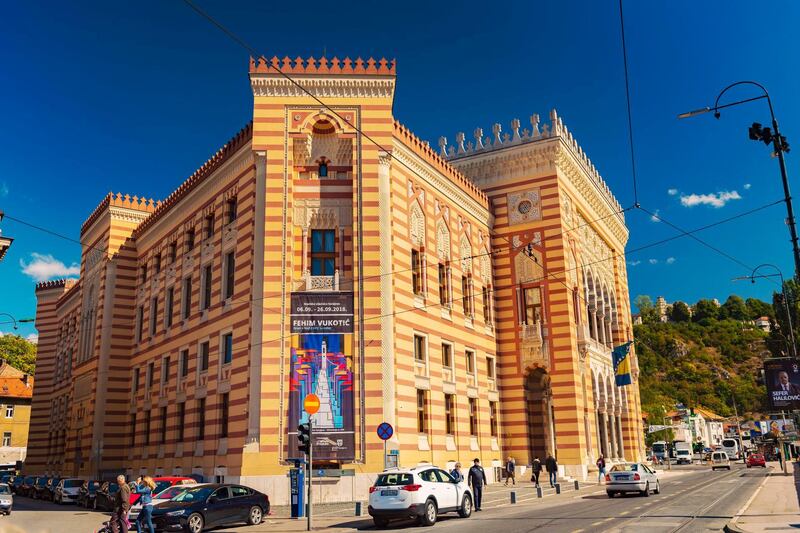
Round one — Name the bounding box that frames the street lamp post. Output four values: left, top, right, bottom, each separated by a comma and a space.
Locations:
679, 81, 800, 278
733, 263, 797, 358
0, 314, 34, 331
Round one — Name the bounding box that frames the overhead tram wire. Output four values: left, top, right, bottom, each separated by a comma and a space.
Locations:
618, 0, 640, 208
2, 213, 114, 260
238, 197, 785, 353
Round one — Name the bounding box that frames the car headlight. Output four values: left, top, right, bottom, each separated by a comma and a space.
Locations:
166, 509, 187, 517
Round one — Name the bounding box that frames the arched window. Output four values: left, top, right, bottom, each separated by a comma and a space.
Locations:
318, 162, 328, 178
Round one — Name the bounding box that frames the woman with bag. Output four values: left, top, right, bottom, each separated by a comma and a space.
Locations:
133, 476, 156, 533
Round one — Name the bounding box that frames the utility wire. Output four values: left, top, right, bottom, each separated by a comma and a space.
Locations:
618, 0, 640, 207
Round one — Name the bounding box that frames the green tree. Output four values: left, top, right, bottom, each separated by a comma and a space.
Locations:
721, 295, 749, 321
769, 279, 800, 358
745, 297, 774, 320
670, 301, 691, 322
693, 299, 720, 323
635, 294, 658, 324
0, 334, 37, 375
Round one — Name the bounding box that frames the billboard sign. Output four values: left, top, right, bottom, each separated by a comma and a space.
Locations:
287, 334, 355, 462
765, 359, 800, 410
290, 292, 354, 334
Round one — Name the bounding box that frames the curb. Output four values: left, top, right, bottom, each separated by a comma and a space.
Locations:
723, 522, 747, 533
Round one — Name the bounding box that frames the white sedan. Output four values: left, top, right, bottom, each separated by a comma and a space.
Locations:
605, 463, 660, 497
127, 483, 206, 521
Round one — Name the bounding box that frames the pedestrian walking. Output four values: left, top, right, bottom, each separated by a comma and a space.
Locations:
596, 454, 606, 484
468, 458, 487, 511
545, 452, 558, 488
530, 456, 542, 487
133, 476, 156, 533
450, 462, 464, 483
504, 456, 516, 486
110, 475, 131, 533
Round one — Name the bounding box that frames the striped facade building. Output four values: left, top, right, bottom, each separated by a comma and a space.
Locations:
28, 56, 643, 504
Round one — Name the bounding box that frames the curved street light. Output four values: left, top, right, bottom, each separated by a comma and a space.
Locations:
0, 314, 34, 331
733, 263, 796, 358
679, 82, 800, 279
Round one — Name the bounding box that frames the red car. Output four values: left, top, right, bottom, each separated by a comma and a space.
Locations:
129, 476, 197, 505
746, 453, 767, 468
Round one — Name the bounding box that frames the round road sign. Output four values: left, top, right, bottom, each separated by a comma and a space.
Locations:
304, 393, 320, 415
377, 422, 394, 441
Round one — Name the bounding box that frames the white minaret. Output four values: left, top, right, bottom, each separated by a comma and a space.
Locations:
313, 340, 335, 428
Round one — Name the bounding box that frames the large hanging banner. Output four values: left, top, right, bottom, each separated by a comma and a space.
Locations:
288, 291, 355, 462
765, 359, 800, 410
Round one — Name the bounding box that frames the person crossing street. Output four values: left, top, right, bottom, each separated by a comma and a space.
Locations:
504, 456, 516, 486
468, 458, 487, 511
545, 452, 558, 488
530, 456, 542, 487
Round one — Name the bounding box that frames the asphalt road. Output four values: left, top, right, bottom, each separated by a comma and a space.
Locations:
0, 464, 768, 532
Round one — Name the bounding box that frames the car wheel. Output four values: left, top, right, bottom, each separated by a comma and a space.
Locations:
419, 499, 437, 527
373, 517, 389, 529
654, 482, 660, 495
248, 505, 263, 525
458, 494, 472, 518
187, 512, 204, 533
607, 491, 615, 498
641, 482, 650, 497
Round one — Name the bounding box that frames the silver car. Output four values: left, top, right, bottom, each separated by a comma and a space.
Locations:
606, 463, 660, 498
0, 483, 13, 514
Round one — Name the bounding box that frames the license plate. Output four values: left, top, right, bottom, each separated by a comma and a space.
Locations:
615, 475, 630, 480
381, 490, 398, 496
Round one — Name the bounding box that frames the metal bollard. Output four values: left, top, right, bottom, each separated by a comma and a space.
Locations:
354, 501, 362, 516
536, 486, 543, 498
574, 480, 580, 491
555, 483, 561, 494
510, 491, 516, 504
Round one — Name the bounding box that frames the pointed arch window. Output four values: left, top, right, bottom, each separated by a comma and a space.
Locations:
318, 161, 328, 178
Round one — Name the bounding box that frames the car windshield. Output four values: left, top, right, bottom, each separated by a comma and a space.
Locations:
36, 479, 48, 486
156, 486, 190, 500
172, 486, 214, 503
375, 473, 414, 486
610, 464, 639, 472
154, 481, 172, 494
652, 443, 666, 452
0, 485, 9, 494
65, 480, 83, 488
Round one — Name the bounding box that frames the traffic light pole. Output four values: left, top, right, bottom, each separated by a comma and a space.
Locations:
772, 117, 800, 280
307, 419, 313, 532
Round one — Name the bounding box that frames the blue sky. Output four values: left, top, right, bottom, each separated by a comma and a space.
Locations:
2, 0, 799, 340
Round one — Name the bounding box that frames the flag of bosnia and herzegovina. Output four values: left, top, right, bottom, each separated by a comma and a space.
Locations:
613, 341, 634, 386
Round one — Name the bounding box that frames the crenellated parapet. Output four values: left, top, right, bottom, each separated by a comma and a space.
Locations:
437, 109, 625, 220
81, 192, 161, 236
249, 56, 396, 76
35, 278, 73, 292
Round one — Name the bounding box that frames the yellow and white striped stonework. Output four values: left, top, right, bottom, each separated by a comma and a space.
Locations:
28, 57, 643, 504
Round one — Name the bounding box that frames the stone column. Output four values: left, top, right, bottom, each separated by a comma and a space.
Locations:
608, 415, 618, 460
596, 409, 605, 457
616, 414, 625, 459
338, 227, 345, 273
597, 312, 605, 344
606, 319, 614, 348
590, 308, 598, 340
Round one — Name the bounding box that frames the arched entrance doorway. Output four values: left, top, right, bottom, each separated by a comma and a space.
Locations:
525, 367, 556, 461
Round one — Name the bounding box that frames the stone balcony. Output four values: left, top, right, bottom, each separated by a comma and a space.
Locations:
297, 269, 340, 292
520, 320, 550, 371
577, 323, 612, 364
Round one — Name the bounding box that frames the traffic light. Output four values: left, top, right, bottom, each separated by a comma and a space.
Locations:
298, 423, 311, 455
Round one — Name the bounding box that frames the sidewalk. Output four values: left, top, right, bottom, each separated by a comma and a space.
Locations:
727, 461, 800, 533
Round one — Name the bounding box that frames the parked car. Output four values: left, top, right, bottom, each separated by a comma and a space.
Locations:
711, 451, 731, 470
747, 453, 767, 468
0, 473, 13, 484
606, 463, 660, 497
43, 477, 62, 501
130, 476, 198, 506
368, 466, 473, 528
128, 483, 206, 522
10, 476, 24, 494
32, 477, 50, 499
54, 478, 85, 504
19, 476, 35, 497
0, 483, 12, 515
77, 480, 100, 508
94, 481, 120, 511
150, 484, 269, 533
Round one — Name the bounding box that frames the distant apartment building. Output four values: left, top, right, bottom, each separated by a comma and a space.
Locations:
0, 360, 33, 466
29, 55, 644, 503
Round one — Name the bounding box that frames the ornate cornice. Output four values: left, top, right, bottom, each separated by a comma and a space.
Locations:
250, 76, 396, 99
392, 143, 491, 227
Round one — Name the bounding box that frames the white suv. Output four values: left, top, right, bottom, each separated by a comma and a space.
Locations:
368, 466, 473, 528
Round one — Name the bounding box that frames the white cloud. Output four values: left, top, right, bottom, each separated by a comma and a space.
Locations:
25, 334, 38, 344
667, 188, 678, 196
648, 259, 658, 264
650, 209, 661, 223
19, 253, 80, 282
743, 183, 752, 190
680, 190, 742, 208
666, 257, 676, 264
629, 260, 641, 267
